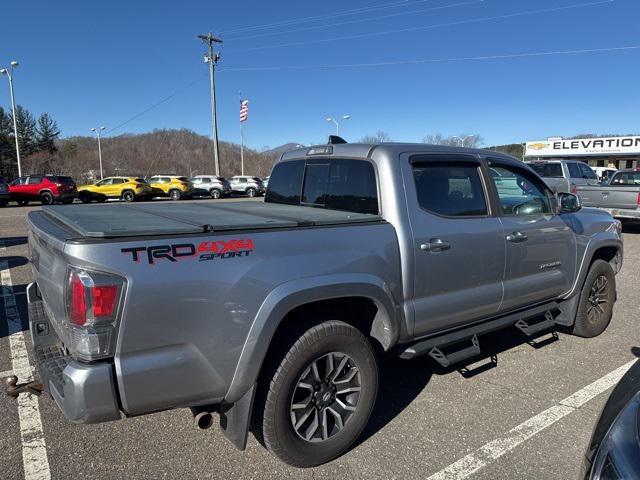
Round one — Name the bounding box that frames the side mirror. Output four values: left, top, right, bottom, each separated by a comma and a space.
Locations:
558, 192, 581, 214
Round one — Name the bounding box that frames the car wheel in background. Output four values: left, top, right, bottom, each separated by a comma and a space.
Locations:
572, 259, 616, 338
246, 188, 257, 198
40, 191, 54, 205
210, 188, 222, 199
252, 320, 378, 468
169, 189, 182, 201
121, 190, 135, 202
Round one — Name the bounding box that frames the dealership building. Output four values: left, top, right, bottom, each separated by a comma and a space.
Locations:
524, 135, 640, 169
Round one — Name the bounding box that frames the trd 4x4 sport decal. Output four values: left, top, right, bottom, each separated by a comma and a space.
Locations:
121, 239, 254, 264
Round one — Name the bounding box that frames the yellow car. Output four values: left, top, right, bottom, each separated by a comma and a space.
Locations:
78, 177, 152, 203
146, 175, 194, 200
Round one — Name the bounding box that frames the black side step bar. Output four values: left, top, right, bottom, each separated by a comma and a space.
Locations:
515, 311, 556, 337
400, 301, 560, 362
428, 335, 480, 368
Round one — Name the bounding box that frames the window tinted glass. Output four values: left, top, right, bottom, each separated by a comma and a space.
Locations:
567, 162, 582, 179
530, 163, 563, 178
265, 160, 305, 205
413, 162, 487, 217
302, 163, 329, 205
135, 178, 147, 183
112, 178, 125, 184
160, 177, 171, 182
325, 160, 378, 214
490, 165, 551, 216
579, 163, 598, 179
610, 172, 640, 185
178, 177, 189, 182
28, 176, 43, 184
97, 178, 112, 186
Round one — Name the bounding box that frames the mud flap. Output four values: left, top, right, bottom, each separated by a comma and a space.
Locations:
220, 383, 256, 450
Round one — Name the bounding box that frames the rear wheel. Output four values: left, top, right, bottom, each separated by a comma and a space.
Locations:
169, 189, 182, 201
40, 192, 54, 205
253, 320, 378, 467
210, 188, 221, 199
246, 187, 257, 198
121, 190, 135, 202
572, 259, 616, 338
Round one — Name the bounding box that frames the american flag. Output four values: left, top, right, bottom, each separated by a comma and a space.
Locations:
239, 99, 249, 122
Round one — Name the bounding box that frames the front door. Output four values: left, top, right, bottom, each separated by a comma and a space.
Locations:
406, 155, 506, 337
486, 160, 576, 311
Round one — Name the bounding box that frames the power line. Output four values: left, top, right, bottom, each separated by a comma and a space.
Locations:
220, 45, 640, 72
106, 75, 205, 134
231, 0, 615, 53
222, 0, 435, 36
229, 0, 484, 42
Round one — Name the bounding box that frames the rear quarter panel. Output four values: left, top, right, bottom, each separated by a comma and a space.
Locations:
62, 223, 402, 414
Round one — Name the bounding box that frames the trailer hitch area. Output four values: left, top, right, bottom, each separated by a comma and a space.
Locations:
5, 375, 44, 398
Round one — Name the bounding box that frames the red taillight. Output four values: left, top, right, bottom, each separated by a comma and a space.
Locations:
637, 192, 640, 207
70, 272, 87, 326
93, 285, 118, 317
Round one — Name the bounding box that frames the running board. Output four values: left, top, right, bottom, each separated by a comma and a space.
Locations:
428, 335, 480, 368
515, 311, 556, 337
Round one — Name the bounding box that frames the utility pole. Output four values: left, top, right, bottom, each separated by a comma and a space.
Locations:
1, 61, 22, 177
198, 32, 223, 176
91, 126, 106, 179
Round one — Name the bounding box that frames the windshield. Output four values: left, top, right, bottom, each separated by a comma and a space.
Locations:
610, 171, 640, 185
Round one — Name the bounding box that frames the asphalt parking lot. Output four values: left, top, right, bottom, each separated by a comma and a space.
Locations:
0, 199, 638, 480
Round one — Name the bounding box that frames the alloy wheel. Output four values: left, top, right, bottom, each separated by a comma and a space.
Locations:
587, 275, 609, 324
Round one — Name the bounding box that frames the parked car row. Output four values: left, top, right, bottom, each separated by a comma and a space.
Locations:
0, 174, 267, 206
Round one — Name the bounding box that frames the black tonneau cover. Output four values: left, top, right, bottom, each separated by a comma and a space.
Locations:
41, 202, 382, 238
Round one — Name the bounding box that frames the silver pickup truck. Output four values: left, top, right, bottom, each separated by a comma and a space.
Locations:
578, 168, 640, 221
26, 143, 623, 467
528, 159, 600, 193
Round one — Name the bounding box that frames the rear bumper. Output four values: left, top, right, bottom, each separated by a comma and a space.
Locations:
599, 208, 640, 220
27, 283, 121, 423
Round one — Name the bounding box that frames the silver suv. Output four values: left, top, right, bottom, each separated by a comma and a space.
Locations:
190, 175, 232, 199
229, 176, 265, 197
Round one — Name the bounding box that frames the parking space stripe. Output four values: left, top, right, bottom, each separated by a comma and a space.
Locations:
1, 241, 51, 480
427, 360, 636, 480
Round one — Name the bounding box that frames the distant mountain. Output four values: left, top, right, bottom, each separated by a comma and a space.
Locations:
262, 143, 304, 159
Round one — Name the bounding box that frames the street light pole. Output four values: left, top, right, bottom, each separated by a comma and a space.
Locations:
452, 134, 476, 147
1, 61, 22, 177
326, 115, 350, 136
91, 126, 106, 179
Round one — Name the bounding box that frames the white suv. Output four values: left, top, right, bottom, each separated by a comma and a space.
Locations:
190, 175, 232, 199
229, 176, 265, 197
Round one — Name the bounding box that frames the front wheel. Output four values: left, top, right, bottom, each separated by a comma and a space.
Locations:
210, 188, 221, 199
253, 320, 378, 467
40, 192, 54, 205
121, 190, 135, 202
572, 259, 616, 338
169, 189, 182, 201
246, 188, 257, 198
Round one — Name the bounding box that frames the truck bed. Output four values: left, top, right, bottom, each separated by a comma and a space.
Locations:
39, 201, 383, 238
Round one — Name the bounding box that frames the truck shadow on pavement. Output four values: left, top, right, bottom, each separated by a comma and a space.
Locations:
0, 283, 29, 339
353, 325, 558, 450
1, 256, 29, 270
1, 236, 28, 248
622, 222, 640, 234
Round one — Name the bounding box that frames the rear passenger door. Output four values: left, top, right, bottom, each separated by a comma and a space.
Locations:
487, 160, 576, 310
407, 155, 506, 337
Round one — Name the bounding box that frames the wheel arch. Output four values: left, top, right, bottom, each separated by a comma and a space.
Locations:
224, 274, 399, 403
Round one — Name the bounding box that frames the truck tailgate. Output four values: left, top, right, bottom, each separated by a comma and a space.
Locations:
578, 186, 640, 210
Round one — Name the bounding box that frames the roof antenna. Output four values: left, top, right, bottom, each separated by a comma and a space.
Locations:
328, 135, 347, 145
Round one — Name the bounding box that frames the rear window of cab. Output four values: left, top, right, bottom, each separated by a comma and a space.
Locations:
265, 158, 378, 215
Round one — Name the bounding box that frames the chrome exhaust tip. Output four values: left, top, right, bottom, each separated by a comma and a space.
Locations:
191, 407, 214, 429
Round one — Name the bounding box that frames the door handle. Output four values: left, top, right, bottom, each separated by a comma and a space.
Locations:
421, 238, 451, 252
506, 231, 528, 243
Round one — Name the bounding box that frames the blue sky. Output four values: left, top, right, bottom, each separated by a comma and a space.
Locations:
0, 0, 638, 149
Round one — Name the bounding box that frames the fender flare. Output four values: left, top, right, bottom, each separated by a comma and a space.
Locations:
224, 273, 399, 403
563, 232, 622, 300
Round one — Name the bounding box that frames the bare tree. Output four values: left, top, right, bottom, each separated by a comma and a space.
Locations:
423, 133, 484, 148
360, 131, 392, 143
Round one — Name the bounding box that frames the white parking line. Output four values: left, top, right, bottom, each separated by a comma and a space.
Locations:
427, 360, 636, 480
1, 241, 51, 480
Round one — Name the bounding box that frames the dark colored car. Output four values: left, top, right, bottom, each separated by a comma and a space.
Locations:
9, 175, 78, 205
0, 178, 9, 206
583, 355, 640, 479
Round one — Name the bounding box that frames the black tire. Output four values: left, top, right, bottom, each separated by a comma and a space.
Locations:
79, 194, 92, 204
572, 259, 616, 338
246, 188, 257, 198
169, 189, 182, 201
40, 191, 54, 205
121, 190, 135, 202
96, 196, 107, 203
210, 188, 222, 199
17, 200, 29, 206
253, 320, 378, 468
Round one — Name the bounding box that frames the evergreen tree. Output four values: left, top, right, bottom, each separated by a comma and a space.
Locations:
0, 107, 15, 178
35, 112, 60, 153
11, 105, 37, 156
